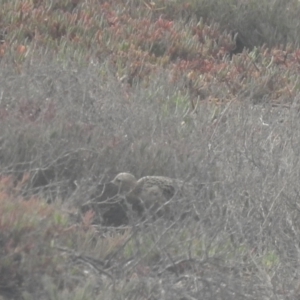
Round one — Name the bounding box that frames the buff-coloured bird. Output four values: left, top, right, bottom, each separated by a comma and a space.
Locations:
110, 172, 195, 216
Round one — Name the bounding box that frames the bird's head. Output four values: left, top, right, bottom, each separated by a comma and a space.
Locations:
111, 172, 137, 194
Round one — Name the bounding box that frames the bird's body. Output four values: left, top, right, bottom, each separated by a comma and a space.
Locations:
132, 176, 176, 199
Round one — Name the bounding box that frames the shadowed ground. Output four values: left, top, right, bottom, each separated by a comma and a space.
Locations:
80, 173, 202, 225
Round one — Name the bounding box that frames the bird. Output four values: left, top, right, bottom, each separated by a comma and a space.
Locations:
110, 172, 195, 217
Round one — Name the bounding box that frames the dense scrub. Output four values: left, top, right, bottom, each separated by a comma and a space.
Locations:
1, 0, 300, 299
1, 55, 300, 299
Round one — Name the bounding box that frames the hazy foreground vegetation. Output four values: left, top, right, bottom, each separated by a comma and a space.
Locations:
1, 0, 300, 299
